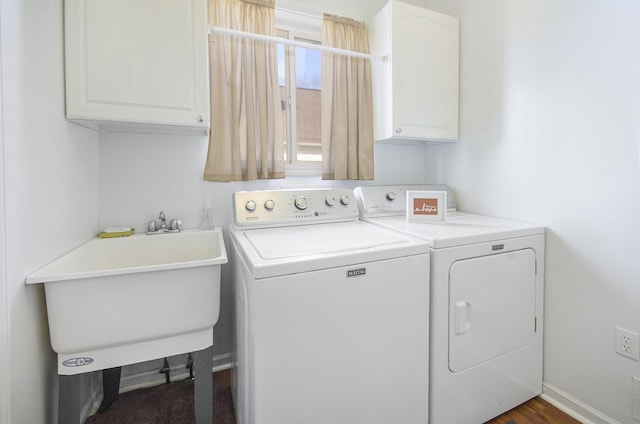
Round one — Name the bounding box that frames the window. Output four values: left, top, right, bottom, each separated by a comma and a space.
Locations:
277, 27, 322, 175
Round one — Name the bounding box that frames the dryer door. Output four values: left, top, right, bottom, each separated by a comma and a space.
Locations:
448, 249, 536, 373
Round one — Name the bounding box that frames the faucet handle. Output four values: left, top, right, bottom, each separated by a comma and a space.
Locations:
169, 219, 180, 231
147, 220, 157, 232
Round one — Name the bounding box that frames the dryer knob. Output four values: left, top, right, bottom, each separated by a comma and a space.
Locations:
340, 194, 351, 206
294, 196, 308, 210
264, 199, 275, 210
245, 200, 257, 212
386, 192, 396, 201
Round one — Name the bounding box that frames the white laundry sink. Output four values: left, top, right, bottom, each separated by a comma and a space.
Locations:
26, 229, 227, 375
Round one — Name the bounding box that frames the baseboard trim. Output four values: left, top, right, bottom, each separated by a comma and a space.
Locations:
542, 383, 620, 424
120, 352, 235, 393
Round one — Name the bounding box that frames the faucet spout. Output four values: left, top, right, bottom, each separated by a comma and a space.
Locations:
159, 211, 167, 229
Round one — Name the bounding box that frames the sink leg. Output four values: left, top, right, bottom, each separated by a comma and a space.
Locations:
58, 374, 82, 424
194, 345, 213, 424
98, 367, 122, 413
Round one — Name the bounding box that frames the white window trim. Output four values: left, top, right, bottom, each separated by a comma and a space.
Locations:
275, 8, 322, 39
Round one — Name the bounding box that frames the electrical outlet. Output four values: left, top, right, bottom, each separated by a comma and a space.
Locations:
616, 327, 639, 360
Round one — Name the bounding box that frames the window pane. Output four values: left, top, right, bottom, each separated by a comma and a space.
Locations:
294, 45, 321, 162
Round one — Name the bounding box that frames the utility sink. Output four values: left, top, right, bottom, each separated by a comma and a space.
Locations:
26, 229, 227, 375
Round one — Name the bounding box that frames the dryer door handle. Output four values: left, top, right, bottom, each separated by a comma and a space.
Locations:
454, 301, 471, 335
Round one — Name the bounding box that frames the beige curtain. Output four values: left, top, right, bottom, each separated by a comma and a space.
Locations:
203, 0, 284, 181
321, 14, 374, 180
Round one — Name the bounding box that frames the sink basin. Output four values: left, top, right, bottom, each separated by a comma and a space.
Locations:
26, 229, 227, 375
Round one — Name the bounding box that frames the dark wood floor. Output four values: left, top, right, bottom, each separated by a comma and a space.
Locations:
485, 397, 581, 424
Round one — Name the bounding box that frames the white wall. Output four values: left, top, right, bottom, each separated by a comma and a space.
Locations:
0, 4, 8, 422
0, 0, 100, 423
420, 0, 640, 423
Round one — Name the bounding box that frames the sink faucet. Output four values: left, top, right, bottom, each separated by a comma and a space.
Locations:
147, 211, 180, 234
159, 211, 167, 230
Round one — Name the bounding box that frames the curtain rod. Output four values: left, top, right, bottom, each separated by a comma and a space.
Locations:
209, 26, 388, 62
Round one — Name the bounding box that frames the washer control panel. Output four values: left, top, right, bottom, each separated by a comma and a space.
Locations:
233, 188, 359, 228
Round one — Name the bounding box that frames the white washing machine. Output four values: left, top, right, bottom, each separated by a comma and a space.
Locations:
354, 185, 545, 424
229, 188, 431, 424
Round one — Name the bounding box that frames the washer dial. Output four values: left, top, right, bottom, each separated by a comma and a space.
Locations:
325, 196, 337, 206
294, 196, 308, 210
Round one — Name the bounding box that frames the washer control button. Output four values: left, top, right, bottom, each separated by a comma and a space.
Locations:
245, 200, 257, 212
386, 192, 396, 201
264, 199, 275, 210
340, 194, 351, 206
294, 196, 308, 210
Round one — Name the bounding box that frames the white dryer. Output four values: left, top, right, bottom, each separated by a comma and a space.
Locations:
229, 188, 431, 424
354, 185, 545, 424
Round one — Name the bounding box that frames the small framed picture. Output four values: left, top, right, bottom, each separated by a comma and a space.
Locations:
406, 190, 447, 223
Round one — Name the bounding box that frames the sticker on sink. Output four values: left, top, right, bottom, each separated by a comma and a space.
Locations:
63, 357, 94, 367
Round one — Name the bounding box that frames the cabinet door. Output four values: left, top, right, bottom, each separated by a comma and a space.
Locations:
65, 0, 209, 135
392, 2, 459, 141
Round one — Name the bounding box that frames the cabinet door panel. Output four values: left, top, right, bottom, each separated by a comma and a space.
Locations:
65, 0, 209, 134
368, 0, 458, 143
84, 0, 195, 109
393, 2, 458, 140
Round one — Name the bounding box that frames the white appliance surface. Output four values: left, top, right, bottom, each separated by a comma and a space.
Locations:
233, 220, 428, 279
367, 212, 543, 248
354, 185, 545, 424
230, 188, 431, 424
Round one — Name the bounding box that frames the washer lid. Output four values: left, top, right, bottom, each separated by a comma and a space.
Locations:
245, 221, 407, 259
364, 213, 544, 248
231, 220, 430, 278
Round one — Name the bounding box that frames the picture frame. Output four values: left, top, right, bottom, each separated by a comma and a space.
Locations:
406, 190, 447, 223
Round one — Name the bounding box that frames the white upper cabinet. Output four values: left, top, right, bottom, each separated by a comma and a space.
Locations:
368, 0, 459, 143
65, 0, 209, 135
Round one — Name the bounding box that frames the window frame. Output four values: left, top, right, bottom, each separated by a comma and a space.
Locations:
275, 10, 323, 176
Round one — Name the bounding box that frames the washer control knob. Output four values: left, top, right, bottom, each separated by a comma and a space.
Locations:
264, 199, 275, 210
340, 194, 351, 206
245, 200, 257, 212
386, 192, 396, 201
294, 196, 308, 210
325, 196, 337, 206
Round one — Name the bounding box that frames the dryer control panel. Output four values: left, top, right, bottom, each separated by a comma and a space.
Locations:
354, 185, 457, 217
233, 188, 360, 228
